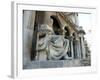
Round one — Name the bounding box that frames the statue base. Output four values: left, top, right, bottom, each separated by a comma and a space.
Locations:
23, 59, 91, 69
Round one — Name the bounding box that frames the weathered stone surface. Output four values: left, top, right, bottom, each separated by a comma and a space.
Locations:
23, 61, 40, 69
80, 59, 91, 66
39, 61, 64, 68
23, 60, 87, 69
63, 60, 81, 67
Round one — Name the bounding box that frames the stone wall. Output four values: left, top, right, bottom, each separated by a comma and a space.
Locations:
23, 10, 36, 67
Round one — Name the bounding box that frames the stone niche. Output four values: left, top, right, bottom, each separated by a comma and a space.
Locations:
23, 10, 91, 69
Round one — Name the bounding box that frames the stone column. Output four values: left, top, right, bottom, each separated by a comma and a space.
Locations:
70, 36, 74, 59
73, 39, 76, 59
78, 26, 86, 59
73, 38, 81, 59
80, 36, 86, 59
76, 39, 81, 59
75, 40, 78, 59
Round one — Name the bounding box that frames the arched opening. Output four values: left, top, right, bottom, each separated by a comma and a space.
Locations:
72, 32, 78, 59
50, 15, 63, 35
64, 26, 70, 39
62, 26, 71, 57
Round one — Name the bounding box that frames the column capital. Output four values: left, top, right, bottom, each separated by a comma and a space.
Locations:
69, 36, 74, 40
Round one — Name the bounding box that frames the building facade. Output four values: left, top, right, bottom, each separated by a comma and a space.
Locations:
23, 11, 91, 69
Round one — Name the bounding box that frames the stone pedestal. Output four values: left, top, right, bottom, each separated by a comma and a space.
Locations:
23, 60, 82, 69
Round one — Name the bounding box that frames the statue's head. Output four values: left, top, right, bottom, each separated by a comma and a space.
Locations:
38, 24, 54, 37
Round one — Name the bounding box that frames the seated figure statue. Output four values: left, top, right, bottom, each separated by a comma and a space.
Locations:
37, 24, 69, 60
37, 24, 53, 60
47, 35, 69, 60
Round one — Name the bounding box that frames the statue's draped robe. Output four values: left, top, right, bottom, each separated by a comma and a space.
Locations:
37, 35, 69, 60
48, 35, 69, 60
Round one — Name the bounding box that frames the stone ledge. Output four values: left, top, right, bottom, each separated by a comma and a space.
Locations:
23, 59, 90, 69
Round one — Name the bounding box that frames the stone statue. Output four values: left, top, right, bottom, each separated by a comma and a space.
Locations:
47, 35, 69, 60
36, 24, 52, 60
37, 24, 69, 60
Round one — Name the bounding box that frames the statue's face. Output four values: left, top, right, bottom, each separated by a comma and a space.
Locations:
39, 31, 53, 40
38, 32, 46, 39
